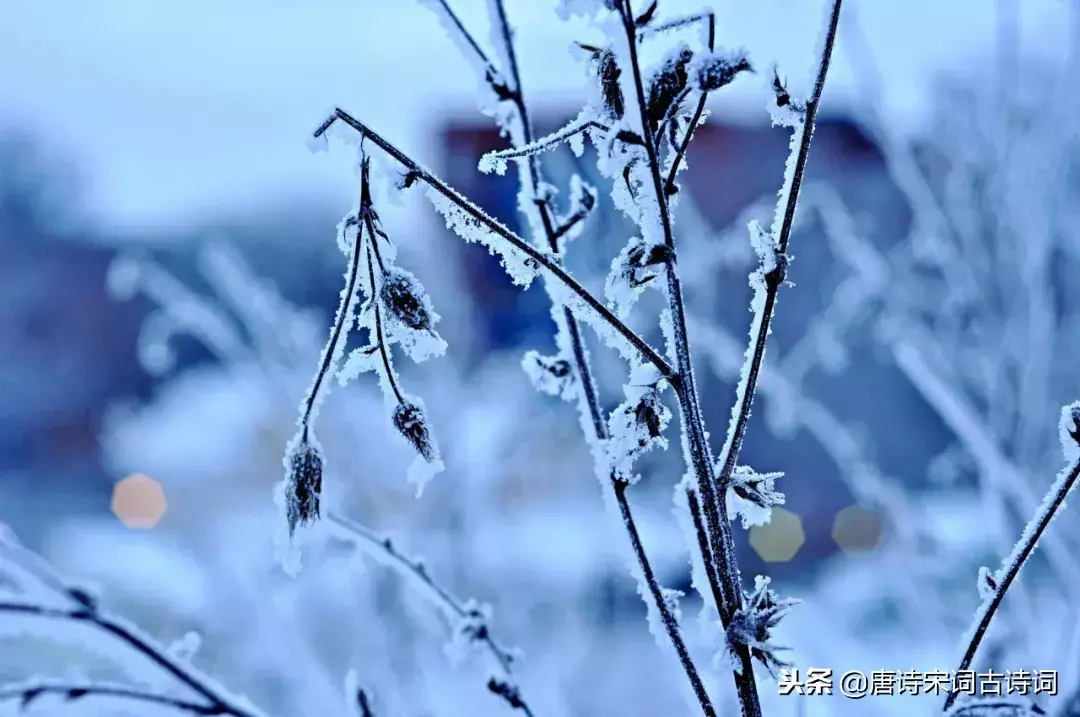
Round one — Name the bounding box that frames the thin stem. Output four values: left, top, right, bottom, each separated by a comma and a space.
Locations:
0, 602, 261, 717
366, 240, 405, 405
485, 3, 715, 713
313, 109, 673, 380
428, 0, 503, 85
636, 12, 712, 41
0, 681, 223, 715
713, 0, 844, 490
619, 0, 761, 711
943, 454, 1080, 712
326, 514, 533, 717
481, 117, 610, 164
686, 486, 724, 614
300, 210, 365, 441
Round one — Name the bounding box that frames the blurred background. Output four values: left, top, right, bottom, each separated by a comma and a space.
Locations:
2, 0, 1080, 715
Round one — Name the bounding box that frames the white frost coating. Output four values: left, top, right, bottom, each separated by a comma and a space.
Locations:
604, 362, 671, 482
306, 128, 329, 154
976, 566, 999, 601
569, 130, 585, 157
337, 346, 377, 385
478, 152, 509, 176
1061, 402, 1080, 461
953, 402, 1080, 672
425, 186, 540, 289
521, 349, 577, 401
766, 64, 805, 130
378, 268, 448, 364
337, 212, 361, 256
672, 477, 716, 616
747, 219, 777, 273
478, 111, 599, 176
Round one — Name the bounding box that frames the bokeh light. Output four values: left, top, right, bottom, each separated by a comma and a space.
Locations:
111, 473, 168, 529
831, 505, 885, 555
749, 507, 805, 563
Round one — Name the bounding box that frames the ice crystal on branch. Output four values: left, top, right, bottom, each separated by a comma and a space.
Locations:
724, 576, 798, 678
605, 363, 671, 482
605, 236, 671, 318
724, 465, 785, 529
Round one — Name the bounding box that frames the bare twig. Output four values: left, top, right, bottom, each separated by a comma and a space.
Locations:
943, 405, 1080, 711
0, 680, 225, 715
0, 599, 263, 717
0, 529, 263, 717
313, 109, 673, 380
326, 514, 533, 717
712, 0, 844, 490
480, 116, 610, 166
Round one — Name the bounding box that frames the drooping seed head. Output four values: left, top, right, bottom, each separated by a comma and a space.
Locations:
284, 439, 324, 535
392, 400, 438, 463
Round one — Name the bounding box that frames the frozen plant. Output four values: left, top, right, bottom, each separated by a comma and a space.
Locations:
300, 1, 844, 715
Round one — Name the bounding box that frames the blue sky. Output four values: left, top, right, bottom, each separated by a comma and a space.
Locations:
0, 0, 1072, 230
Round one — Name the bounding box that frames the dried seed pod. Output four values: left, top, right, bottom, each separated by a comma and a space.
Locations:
392, 400, 438, 463
380, 267, 433, 332
284, 439, 324, 535
594, 48, 625, 120
691, 51, 752, 92
646, 46, 694, 131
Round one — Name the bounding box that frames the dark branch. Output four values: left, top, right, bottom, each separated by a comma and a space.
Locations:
712, 0, 844, 491
943, 449, 1080, 711
313, 109, 673, 379
0, 681, 224, 715
327, 514, 533, 717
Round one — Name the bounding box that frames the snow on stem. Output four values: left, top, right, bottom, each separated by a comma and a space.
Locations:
943, 404, 1080, 712
712, 0, 844, 491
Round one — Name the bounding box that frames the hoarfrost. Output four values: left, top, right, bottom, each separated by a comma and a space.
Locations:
425, 186, 540, 289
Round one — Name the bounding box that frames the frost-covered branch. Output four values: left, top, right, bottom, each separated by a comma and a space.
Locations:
478, 115, 610, 171
0, 528, 265, 717
312, 109, 672, 378
0, 680, 225, 715
418, 0, 513, 100
712, 0, 844, 491
326, 514, 533, 717
943, 403, 1080, 712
